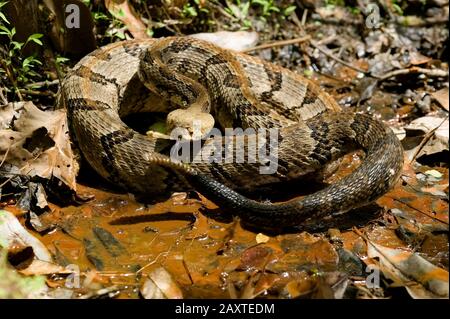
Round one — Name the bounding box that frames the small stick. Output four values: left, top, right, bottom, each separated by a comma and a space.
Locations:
0, 146, 10, 169
309, 40, 368, 74
301, 8, 308, 25
377, 66, 448, 81
243, 35, 311, 53
18, 89, 56, 97
386, 196, 449, 225
408, 116, 449, 165
24, 79, 59, 88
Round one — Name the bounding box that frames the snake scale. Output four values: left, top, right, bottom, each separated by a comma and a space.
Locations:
58, 37, 403, 228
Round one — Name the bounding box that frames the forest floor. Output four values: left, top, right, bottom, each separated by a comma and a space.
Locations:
0, 0, 448, 299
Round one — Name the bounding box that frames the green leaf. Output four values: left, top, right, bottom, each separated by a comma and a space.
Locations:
243, 19, 252, 28
22, 56, 42, 69
146, 28, 154, 38
226, 3, 242, 18
284, 5, 296, 16
0, 25, 10, 36
269, 6, 280, 13
0, 2, 9, 9
56, 56, 70, 64
11, 40, 23, 50
392, 3, 403, 15
251, 0, 265, 5
115, 30, 125, 40
26, 33, 43, 46
93, 12, 108, 21
183, 5, 197, 17
27, 33, 43, 40
0, 11, 9, 24
241, 1, 250, 17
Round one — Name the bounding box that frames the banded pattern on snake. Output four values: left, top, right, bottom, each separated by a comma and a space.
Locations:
58, 37, 403, 228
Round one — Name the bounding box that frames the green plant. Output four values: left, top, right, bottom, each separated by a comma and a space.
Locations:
325, 0, 346, 7
182, 2, 199, 18
391, 0, 404, 15
224, 0, 252, 29
181, 0, 212, 25
0, 1, 43, 99
251, 0, 280, 16
224, 0, 296, 29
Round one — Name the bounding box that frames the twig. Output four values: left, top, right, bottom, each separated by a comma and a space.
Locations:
395, 15, 449, 27
18, 89, 56, 97
386, 195, 449, 225
0, 174, 17, 188
24, 79, 59, 89
243, 35, 311, 53
309, 40, 368, 74
207, 0, 235, 20
0, 146, 10, 169
377, 67, 448, 81
0, 59, 23, 101
408, 116, 449, 165
301, 8, 308, 25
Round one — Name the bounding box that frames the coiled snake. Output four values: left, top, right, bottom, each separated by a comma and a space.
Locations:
58, 37, 403, 228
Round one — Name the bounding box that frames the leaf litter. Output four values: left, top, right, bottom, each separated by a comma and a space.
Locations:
0, 0, 448, 299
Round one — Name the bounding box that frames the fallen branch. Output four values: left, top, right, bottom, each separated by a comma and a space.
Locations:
18, 89, 56, 97
377, 67, 448, 81
243, 35, 311, 53
24, 79, 59, 89
309, 40, 368, 74
243, 35, 368, 76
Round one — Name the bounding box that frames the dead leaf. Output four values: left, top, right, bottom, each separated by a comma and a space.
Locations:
367, 241, 449, 299
0, 102, 78, 190
238, 245, 272, 271
144, 267, 183, 299
104, 0, 147, 39
431, 88, 449, 111
18, 260, 70, 276
0, 209, 68, 278
404, 115, 449, 159
0, 210, 52, 262
408, 51, 432, 66
0, 250, 48, 298
141, 277, 165, 299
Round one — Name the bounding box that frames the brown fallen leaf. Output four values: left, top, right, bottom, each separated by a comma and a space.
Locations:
431, 88, 449, 111
408, 51, 432, 66
0, 210, 71, 278
18, 260, 70, 276
238, 245, 272, 271
104, 0, 148, 40
404, 115, 449, 160
0, 102, 78, 190
366, 240, 449, 299
0, 209, 52, 262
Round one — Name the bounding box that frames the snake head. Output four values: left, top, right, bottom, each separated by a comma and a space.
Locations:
166, 109, 215, 140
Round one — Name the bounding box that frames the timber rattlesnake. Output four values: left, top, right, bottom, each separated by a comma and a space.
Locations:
58, 37, 403, 228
